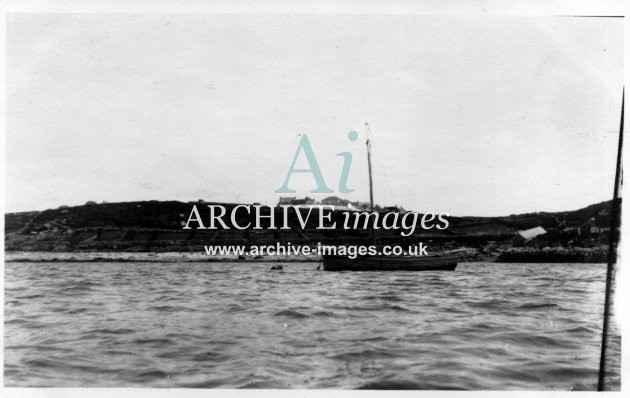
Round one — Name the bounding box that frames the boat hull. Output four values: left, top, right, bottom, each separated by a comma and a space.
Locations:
322, 254, 458, 271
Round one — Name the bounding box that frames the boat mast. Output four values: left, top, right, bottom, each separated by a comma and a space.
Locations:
366, 122, 374, 212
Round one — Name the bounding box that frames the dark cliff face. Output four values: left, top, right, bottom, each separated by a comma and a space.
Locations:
4, 199, 619, 252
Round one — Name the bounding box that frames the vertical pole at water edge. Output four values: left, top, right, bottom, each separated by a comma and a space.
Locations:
597, 88, 623, 391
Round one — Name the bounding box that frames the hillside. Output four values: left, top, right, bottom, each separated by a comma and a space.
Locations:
4, 199, 619, 255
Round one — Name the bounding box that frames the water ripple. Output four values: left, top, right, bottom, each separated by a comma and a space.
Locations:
3, 261, 620, 390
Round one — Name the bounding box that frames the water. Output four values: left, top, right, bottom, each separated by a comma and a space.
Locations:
4, 261, 621, 389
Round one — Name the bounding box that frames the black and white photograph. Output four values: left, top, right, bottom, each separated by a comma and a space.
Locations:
1, 0, 627, 395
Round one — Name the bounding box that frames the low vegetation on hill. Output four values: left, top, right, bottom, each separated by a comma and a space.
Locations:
4, 199, 619, 261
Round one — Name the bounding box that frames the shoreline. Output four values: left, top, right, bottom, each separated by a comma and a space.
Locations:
3, 251, 321, 263
3, 249, 607, 263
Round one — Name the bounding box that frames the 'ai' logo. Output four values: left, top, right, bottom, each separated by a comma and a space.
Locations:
275, 131, 359, 194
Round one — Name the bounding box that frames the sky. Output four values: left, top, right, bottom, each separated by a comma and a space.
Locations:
5, 13, 624, 216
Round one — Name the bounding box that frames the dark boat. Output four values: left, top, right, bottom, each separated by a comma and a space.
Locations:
321, 123, 458, 272
322, 253, 458, 271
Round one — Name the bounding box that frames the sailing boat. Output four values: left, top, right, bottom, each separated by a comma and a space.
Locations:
322, 123, 458, 271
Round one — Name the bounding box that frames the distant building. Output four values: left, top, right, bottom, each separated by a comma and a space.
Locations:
579, 219, 611, 236
277, 196, 296, 205
291, 197, 316, 205
321, 196, 349, 206
512, 226, 546, 246
591, 225, 611, 234
277, 196, 316, 206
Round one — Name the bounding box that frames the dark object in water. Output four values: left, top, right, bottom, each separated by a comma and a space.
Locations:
322, 254, 457, 271
270, 265, 283, 270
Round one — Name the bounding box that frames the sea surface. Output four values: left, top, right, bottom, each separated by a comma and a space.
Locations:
4, 261, 621, 389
